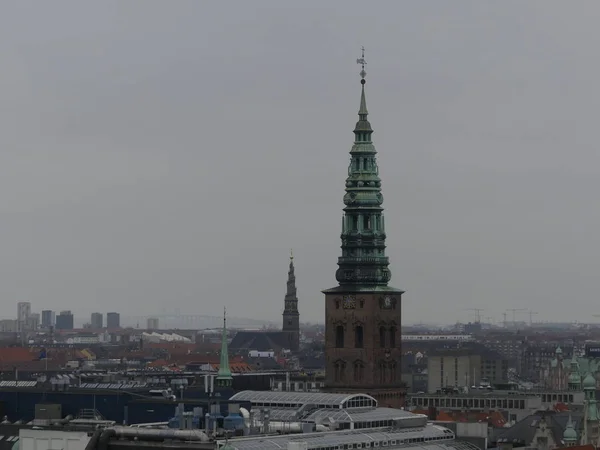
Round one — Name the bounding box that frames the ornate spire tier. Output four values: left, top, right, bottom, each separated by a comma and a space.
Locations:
335, 48, 392, 287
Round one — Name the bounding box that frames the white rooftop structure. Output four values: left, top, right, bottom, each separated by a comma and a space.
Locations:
218, 424, 480, 450
230, 391, 378, 409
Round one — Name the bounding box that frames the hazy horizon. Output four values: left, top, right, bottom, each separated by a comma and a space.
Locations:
1, 1, 600, 325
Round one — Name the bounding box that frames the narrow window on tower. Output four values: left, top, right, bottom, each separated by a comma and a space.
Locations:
352, 216, 359, 231
379, 326, 386, 348
335, 325, 344, 348
390, 361, 397, 382
363, 215, 370, 230
354, 361, 364, 383
355, 325, 364, 348
389, 326, 396, 348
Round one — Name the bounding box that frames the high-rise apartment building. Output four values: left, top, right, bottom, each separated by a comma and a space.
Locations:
56, 310, 74, 330
26, 313, 40, 331
17, 302, 31, 332
41, 310, 55, 328
147, 317, 159, 330
90, 312, 103, 329
107, 312, 120, 329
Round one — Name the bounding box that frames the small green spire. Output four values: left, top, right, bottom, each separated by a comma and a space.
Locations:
216, 307, 232, 387
563, 413, 578, 443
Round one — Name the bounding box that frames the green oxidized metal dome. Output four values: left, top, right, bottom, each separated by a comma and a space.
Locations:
563, 417, 577, 442
583, 372, 596, 389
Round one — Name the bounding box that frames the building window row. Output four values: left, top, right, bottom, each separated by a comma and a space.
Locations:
335, 324, 365, 348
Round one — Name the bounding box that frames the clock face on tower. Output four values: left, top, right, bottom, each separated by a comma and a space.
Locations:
342, 295, 356, 309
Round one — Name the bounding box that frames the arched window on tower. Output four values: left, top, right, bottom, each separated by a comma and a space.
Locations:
334, 360, 346, 383
355, 325, 364, 348
379, 326, 386, 348
389, 325, 397, 348
354, 360, 365, 383
335, 325, 344, 348
363, 215, 371, 230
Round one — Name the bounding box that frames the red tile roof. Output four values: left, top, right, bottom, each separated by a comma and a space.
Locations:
0, 348, 36, 363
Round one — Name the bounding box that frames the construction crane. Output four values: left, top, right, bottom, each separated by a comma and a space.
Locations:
506, 308, 527, 326
463, 308, 485, 323
528, 310, 538, 326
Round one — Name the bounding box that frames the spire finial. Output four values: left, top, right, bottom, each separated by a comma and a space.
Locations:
356, 46, 367, 84
290, 249, 294, 261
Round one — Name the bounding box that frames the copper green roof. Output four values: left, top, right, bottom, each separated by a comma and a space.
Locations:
563, 415, 577, 441
329, 55, 404, 293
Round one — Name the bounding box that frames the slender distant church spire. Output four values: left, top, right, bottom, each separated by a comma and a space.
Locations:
335, 47, 392, 286
285, 250, 298, 305
282, 251, 300, 351
216, 307, 232, 387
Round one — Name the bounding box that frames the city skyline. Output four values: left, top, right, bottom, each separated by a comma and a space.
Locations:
1, 2, 600, 323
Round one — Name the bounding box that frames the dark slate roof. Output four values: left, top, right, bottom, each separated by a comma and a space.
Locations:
496, 411, 582, 447
298, 355, 325, 370
230, 331, 289, 351
246, 357, 283, 370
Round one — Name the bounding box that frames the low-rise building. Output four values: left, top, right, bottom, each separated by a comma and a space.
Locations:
426, 344, 508, 393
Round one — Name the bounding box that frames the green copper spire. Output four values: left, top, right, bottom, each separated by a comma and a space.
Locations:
216, 307, 232, 387
563, 414, 578, 443
335, 48, 391, 286
568, 352, 581, 389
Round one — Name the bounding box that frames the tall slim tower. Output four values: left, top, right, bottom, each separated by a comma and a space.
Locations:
216, 307, 233, 388
282, 250, 300, 351
322, 50, 405, 407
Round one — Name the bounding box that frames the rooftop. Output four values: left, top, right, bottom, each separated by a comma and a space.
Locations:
218, 424, 476, 450
229, 390, 378, 409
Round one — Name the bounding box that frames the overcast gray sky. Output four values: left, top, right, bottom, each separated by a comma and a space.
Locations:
0, 1, 599, 325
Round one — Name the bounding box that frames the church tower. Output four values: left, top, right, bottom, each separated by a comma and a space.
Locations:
322, 49, 405, 407
282, 250, 300, 351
